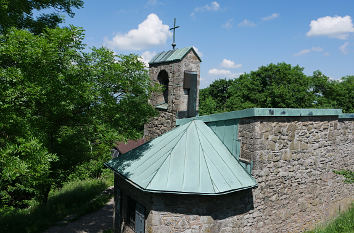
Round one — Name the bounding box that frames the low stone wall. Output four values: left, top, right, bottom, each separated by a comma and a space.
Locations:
238, 116, 354, 232
143, 111, 176, 141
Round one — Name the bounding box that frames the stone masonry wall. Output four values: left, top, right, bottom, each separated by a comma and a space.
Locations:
144, 111, 176, 141
148, 190, 253, 233
237, 116, 354, 232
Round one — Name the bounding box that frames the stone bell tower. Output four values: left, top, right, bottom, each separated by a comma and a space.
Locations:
143, 47, 202, 141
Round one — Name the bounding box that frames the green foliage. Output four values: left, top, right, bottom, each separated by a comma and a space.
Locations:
199, 95, 218, 116
333, 170, 354, 184
199, 63, 354, 115
0, 138, 57, 209
335, 76, 354, 113
310, 71, 338, 108
309, 72, 353, 113
306, 203, 354, 233
199, 79, 232, 115
0, 0, 84, 34
0, 26, 155, 208
0, 177, 112, 233
226, 63, 313, 111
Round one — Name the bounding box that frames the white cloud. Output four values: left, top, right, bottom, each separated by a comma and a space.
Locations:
208, 68, 231, 76
238, 19, 256, 27
339, 42, 349, 54
104, 13, 171, 50
294, 47, 324, 56
221, 59, 242, 69
262, 13, 279, 21
311, 47, 324, 52
222, 18, 234, 29
193, 46, 203, 57
147, 0, 158, 5
139, 51, 157, 66
294, 49, 311, 56
208, 69, 243, 78
191, 1, 220, 16
307, 16, 354, 39
208, 68, 232, 76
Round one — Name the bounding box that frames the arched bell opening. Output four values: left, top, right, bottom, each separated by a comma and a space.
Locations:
157, 70, 169, 104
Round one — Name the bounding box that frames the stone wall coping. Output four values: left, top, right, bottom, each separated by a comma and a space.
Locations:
177, 108, 346, 125
338, 113, 354, 119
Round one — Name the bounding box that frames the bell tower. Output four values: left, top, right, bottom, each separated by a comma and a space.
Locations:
143, 47, 202, 141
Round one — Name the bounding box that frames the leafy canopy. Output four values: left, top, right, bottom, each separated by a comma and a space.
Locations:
199, 63, 353, 115
0, 26, 156, 208
0, 0, 84, 34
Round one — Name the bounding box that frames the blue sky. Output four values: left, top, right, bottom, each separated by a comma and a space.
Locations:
62, 0, 354, 88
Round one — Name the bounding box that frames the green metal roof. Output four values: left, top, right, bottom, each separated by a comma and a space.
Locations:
149, 47, 201, 66
105, 120, 257, 195
177, 108, 344, 125
339, 113, 354, 119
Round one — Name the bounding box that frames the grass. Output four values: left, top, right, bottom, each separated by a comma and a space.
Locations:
0, 173, 113, 233
306, 203, 354, 233
333, 170, 354, 184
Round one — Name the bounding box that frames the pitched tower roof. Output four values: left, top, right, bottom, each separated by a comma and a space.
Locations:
105, 120, 257, 195
149, 47, 201, 66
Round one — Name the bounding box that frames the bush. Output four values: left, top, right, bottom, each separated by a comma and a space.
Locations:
0, 177, 113, 233
0, 138, 57, 209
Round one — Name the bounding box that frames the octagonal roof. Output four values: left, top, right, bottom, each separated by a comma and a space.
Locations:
105, 120, 257, 195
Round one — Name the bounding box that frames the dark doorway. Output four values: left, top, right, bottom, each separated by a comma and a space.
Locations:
184, 71, 198, 117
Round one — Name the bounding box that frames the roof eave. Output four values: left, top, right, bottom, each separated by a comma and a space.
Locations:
104, 163, 257, 195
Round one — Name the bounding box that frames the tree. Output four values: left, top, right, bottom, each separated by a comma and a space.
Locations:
199, 79, 232, 115
336, 76, 354, 113
200, 63, 353, 115
0, 138, 56, 208
0, 26, 156, 208
199, 94, 217, 116
308, 72, 353, 113
224, 63, 314, 111
0, 0, 84, 34
309, 71, 337, 108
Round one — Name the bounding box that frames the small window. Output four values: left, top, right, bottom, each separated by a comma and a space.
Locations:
127, 197, 136, 228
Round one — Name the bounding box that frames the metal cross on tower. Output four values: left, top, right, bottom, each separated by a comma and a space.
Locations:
170, 18, 179, 50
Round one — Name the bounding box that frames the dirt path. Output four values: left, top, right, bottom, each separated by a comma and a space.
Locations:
44, 198, 114, 233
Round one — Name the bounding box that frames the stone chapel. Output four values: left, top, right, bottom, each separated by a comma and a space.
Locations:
106, 42, 353, 233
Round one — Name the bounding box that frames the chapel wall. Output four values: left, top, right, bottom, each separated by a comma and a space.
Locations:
236, 116, 354, 232
147, 190, 253, 233
115, 177, 153, 233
